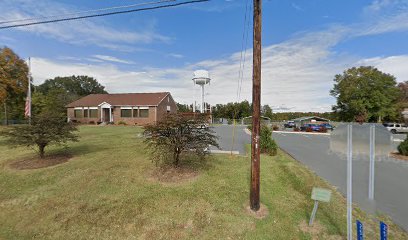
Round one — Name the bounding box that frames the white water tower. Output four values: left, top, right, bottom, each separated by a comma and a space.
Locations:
192, 70, 211, 113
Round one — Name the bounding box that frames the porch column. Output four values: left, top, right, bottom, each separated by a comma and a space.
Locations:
110, 108, 112, 122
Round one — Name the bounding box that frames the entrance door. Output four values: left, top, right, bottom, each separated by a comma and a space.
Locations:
103, 108, 110, 122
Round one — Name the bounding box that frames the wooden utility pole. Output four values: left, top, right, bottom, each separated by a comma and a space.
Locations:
250, 0, 262, 211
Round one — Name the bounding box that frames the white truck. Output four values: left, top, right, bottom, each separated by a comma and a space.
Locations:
383, 123, 408, 134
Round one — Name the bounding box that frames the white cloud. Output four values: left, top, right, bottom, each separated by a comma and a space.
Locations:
291, 3, 304, 12
167, 53, 184, 59
365, 0, 394, 12
24, 0, 408, 112
357, 55, 408, 81
0, 0, 170, 50
92, 55, 135, 64
30, 25, 353, 112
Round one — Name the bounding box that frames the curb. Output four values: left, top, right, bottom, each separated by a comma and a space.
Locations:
273, 131, 330, 136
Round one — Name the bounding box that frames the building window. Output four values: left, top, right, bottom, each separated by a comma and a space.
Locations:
89, 109, 98, 118
84, 109, 88, 118
121, 109, 132, 118
133, 109, 138, 118
139, 109, 149, 118
74, 109, 82, 118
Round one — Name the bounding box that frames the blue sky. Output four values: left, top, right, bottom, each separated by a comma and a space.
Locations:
1, 0, 408, 112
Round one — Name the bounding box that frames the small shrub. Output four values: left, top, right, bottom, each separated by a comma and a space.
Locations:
118, 121, 127, 125
318, 127, 327, 133
144, 113, 219, 167
272, 125, 279, 131
1, 113, 78, 158
398, 138, 408, 156
247, 124, 252, 130
260, 124, 278, 156
306, 127, 313, 132
294, 127, 300, 132
89, 121, 95, 125
227, 119, 233, 125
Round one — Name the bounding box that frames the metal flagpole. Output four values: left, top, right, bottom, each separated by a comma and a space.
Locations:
27, 57, 32, 125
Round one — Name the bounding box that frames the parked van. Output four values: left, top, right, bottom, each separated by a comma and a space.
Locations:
383, 123, 408, 134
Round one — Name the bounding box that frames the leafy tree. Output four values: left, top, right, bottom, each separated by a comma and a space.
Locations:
262, 105, 273, 120
0, 47, 29, 123
398, 81, 408, 105
1, 112, 78, 158
32, 88, 76, 116
176, 103, 191, 112
144, 113, 219, 167
330, 66, 401, 122
37, 75, 107, 98
34, 75, 107, 117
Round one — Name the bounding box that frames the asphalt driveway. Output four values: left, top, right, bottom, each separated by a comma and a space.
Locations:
273, 131, 408, 232
210, 125, 250, 155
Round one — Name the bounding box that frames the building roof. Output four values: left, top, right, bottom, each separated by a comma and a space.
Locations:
291, 116, 330, 122
66, 92, 170, 107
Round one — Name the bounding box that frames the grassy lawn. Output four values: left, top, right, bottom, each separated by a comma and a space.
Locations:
0, 126, 407, 239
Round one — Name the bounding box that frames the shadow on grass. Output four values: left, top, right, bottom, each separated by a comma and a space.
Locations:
148, 153, 215, 185
47, 142, 107, 157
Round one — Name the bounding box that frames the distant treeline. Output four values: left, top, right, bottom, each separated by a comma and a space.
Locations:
176, 101, 337, 121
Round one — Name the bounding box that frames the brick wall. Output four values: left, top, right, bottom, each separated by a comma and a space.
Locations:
156, 94, 178, 121
67, 107, 100, 124
112, 106, 156, 125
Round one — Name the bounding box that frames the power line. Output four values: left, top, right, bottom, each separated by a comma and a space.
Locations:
0, 0, 176, 25
230, 0, 251, 153
0, 0, 210, 30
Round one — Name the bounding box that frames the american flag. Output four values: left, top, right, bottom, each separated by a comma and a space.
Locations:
24, 89, 30, 118
25, 59, 31, 118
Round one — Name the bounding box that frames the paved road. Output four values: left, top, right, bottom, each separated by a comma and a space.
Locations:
273, 131, 408, 232
210, 125, 250, 155
210, 125, 408, 231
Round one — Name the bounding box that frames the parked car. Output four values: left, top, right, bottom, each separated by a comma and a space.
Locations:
383, 123, 408, 134
300, 123, 321, 132
320, 123, 334, 131
284, 121, 296, 128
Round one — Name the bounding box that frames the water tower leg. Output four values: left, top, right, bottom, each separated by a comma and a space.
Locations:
201, 85, 205, 113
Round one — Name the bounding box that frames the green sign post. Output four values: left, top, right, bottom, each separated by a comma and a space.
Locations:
309, 187, 332, 226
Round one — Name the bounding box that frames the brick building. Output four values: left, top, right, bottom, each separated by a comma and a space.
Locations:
66, 92, 177, 125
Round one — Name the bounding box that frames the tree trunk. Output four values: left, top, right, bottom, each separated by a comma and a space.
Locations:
39, 144, 45, 158
174, 147, 180, 167
3, 102, 7, 126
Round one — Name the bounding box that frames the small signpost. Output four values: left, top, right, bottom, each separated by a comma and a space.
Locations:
356, 220, 364, 240
309, 187, 332, 226
380, 221, 388, 240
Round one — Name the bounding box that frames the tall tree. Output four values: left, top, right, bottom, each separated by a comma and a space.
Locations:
398, 81, 408, 107
330, 66, 401, 122
262, 104, 273, 120
176, 103, 190, 112
37, 75, 107, 97
0, 47, 29, 123
35, 75, 107, 115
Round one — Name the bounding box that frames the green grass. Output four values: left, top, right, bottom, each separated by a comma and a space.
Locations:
0, 126, 407, 239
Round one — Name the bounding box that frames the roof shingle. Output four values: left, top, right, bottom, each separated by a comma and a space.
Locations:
66, 92, 170, 107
